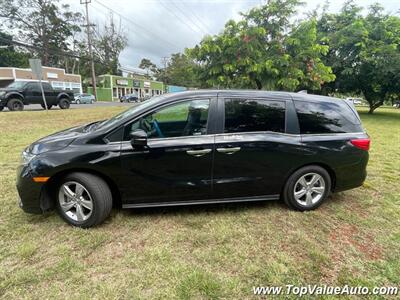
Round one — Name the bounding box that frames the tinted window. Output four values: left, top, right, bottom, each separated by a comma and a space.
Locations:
125, 99, 210, 140
7, 81, 28, 89
294, 100, 363, 134
27, 83, 40, 91
224, 99, 285, 133
42, 83, 52, 92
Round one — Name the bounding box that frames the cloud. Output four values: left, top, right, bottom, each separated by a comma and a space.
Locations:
64, 0, 400, 68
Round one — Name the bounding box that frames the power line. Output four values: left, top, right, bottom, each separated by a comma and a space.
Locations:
180, 2, 213, 34
0, 35, 101, 64
93, 0, 183, 52
89, 2, 157, 44
157, 0, 204, 37
167, 1, 208, 36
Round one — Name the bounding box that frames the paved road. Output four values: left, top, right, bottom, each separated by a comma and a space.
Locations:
1, 101, 134, 112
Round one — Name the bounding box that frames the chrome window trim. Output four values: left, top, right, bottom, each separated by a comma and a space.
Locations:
106, 130, 366, 145
109, 133, 216, 145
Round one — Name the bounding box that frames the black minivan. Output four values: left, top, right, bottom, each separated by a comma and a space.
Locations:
17, 90, 370, 227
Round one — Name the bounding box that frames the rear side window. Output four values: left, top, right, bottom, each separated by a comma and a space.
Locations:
294, 100, 362, 134
224, 99, 286, 133
42, 83, 53, 91
26, 83, 40, 92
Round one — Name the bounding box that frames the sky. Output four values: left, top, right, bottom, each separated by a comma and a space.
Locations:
65, 0, 400, 69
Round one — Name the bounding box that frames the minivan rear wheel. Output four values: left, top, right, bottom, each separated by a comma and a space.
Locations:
283, 165, 331, 211
56, 172, 112, 228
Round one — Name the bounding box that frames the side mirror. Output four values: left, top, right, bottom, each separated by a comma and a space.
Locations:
129, 129, 148, 148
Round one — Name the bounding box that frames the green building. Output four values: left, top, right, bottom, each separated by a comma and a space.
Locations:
88, 74, 165, 101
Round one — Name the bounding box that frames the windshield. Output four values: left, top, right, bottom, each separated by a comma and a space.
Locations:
97, 94, 169, 130
7, 81, 28, 89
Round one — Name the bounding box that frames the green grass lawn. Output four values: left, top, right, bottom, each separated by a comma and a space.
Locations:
0, 107, 399, 299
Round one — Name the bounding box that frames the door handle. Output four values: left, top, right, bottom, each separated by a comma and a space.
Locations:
216, 147, 241, 155
186, 149, 212, 157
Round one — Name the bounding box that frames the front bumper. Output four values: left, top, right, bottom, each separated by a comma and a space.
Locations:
16, 164, 46, 214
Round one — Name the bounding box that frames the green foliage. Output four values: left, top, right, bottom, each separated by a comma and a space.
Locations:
157, 53, 202, 87
189, 0, 335, 91
138, 58, 158, 77
316, 1, 400, 113
0, 31, 29, 68
0, 107, 400, 298
0, 0, 82, 67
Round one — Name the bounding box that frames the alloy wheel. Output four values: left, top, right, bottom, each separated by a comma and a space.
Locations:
293, 172, 326, 206
58, 181, 93, 222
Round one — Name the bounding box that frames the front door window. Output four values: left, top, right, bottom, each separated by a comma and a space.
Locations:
126, 99, 210, 139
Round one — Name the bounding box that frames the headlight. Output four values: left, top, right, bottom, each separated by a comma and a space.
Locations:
20, 151, 36, 165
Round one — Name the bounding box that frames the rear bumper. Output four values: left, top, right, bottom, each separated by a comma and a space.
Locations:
333, 153, 368, 192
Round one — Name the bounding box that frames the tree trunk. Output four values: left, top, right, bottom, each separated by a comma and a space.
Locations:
367, 101, 383, 114
254, 78, 262, 90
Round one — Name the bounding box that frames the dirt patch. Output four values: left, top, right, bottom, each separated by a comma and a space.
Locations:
323, 223, 383, 282
329, 224, 383, 260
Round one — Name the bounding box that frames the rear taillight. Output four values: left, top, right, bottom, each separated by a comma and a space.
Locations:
350, 138, 370, 151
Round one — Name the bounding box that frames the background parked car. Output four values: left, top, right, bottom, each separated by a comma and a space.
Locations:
346, 97, 363, 105
73, 93, 96, 104
0, 81, 72, 111
120, 93, 139, 103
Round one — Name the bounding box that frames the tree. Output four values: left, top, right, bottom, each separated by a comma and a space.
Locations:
0, 31, 30, 68
156, 53, 201, 87
139, 58, 158, 78
91, 14, 127, 76
77, 14, 127, 80
188, 0, 335, 91
0, 0, 82, 67
316, 1, 400, 113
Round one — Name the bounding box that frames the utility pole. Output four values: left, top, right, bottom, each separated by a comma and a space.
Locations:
81, 0, 96, 98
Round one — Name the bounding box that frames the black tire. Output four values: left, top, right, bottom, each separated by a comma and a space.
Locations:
56, 172, 113, 228
283, 165, 331, 211
59, 98, 70, 109
76, 100, 80, 104
41, 103, 52, 110
7, 98, 24, 111
0, 106, 4, 111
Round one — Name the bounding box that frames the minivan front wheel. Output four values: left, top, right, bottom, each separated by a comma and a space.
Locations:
56, 172, 112, 228
283, 166, 331, 211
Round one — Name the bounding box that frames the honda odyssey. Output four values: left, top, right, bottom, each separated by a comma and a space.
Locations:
17, 90, 370, 227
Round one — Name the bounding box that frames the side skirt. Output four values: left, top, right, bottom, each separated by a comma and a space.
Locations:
122, 194, 280, 209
